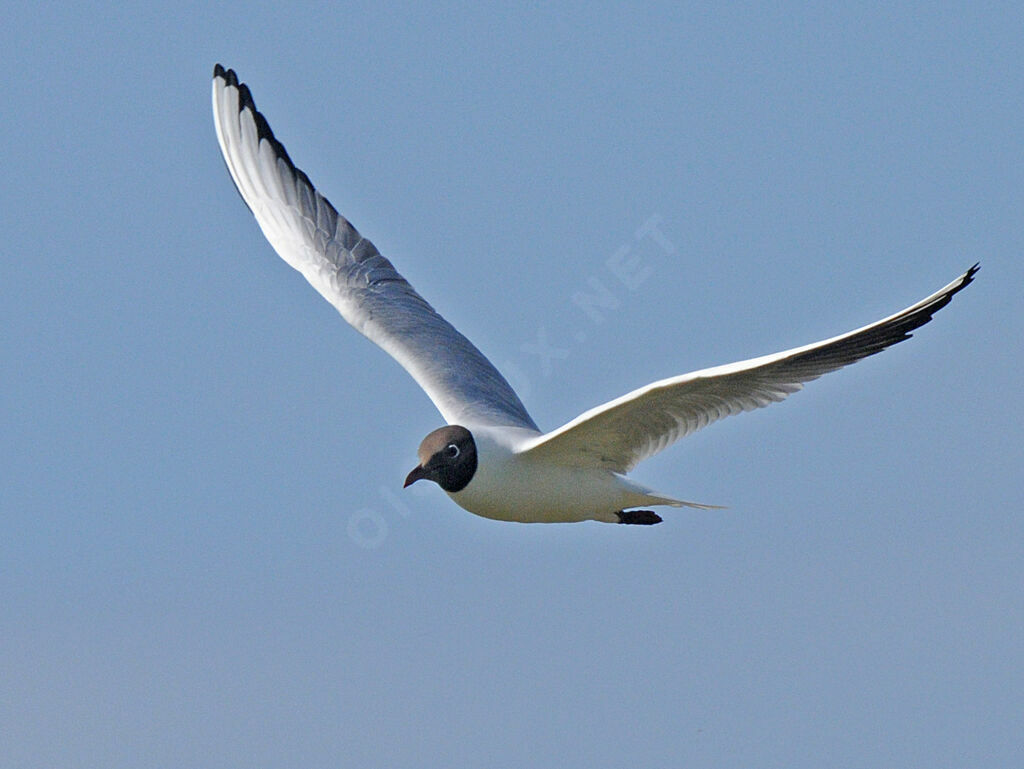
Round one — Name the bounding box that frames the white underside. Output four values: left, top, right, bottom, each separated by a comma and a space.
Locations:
446, 425, 710, 523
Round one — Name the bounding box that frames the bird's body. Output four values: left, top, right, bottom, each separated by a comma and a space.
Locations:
212, 65, 977, 525
443, 424, 686, 523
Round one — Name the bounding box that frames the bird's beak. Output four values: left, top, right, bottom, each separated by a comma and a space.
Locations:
404, 464, 428, 488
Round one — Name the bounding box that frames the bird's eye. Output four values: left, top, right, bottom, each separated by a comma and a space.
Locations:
445, 444, 460, 458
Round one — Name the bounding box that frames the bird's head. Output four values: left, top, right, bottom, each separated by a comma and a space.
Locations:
404, 425, 478, 493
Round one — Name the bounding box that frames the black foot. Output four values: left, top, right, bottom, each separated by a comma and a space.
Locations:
616, 509, 663, 525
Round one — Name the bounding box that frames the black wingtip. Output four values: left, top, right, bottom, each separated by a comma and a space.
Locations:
212, 64, 342, 225
947, 262, 980, 300
213, 65, 301, 173
213, 63, 237, 86
964, 262, 980, 285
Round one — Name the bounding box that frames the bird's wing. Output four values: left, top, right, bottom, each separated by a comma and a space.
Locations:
211, 65, 538, 431
520, 266, 977, 472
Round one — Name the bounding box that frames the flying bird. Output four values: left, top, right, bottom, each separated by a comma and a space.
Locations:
211, 65, 977, 525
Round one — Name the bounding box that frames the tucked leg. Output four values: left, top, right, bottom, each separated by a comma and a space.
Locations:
616, 509, 663, 525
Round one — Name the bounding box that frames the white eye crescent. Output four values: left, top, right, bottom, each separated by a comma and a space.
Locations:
446, 443, 460, 458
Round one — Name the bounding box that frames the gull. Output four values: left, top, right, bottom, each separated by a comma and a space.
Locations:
211, 65, 977, 525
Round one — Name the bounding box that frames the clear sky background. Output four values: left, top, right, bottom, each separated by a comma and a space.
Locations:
2, 2, 1021, 767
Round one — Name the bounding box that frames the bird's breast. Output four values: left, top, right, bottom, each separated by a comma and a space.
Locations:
445, 426, 641, 523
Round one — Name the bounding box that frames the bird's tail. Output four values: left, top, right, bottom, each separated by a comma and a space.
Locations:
658, 496, 727, 510
621, 476, 726, 511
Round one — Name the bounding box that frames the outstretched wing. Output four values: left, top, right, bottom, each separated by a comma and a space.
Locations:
211, 65, 538, 431
521, 266, 977, 472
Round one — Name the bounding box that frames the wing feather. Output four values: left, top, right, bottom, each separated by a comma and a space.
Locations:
211, 65, 537, 431
521, 266, 978, 471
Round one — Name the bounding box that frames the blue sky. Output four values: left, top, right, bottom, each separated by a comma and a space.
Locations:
2, 2, 1021, 767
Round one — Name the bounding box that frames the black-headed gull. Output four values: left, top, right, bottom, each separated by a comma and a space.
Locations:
212, 65, 977, 525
